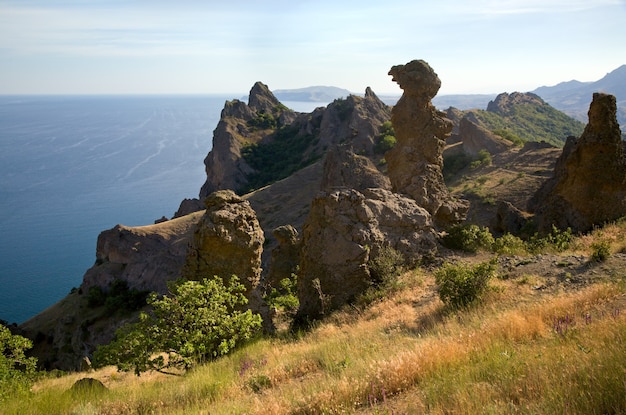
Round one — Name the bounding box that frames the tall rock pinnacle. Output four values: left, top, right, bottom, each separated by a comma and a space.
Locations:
385, 59, 468, 226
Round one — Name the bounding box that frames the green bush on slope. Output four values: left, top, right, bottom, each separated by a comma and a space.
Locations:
93, 276, 262, 375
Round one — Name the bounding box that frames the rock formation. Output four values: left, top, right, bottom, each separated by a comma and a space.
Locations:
81, 211, 205, 294
320, 144, 391, 192
385, 59, 468, 226
529, 93, 626, 233
198, 82, 297, 199
266, 225, 301, 289
296, 188, 437, 321
458, 117, 514, 157
182, 190, 264, 304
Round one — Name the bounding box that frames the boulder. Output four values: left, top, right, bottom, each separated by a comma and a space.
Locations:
529, 93, 626, 233
266, 225, 301, 289
385, 60, 468, 226
182, 190, 264, 303
296, 188, 437, 321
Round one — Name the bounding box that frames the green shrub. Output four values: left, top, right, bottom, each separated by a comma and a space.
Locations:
590, 241, 611, 262
374, 135, 397, 154
492, 233, 527, 255
357, 246, 406, 306
527, 225, 573, 253
247, 111, 277, 130
93, 276, 262, 375
374, 121, 397, 154
86, 279, 149, 314
0, 326, 38, 403
434, 260, 497, 309
442, 224, 495, 253
265, 274, 299, 313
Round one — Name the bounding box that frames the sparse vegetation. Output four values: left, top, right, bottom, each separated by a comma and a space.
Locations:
86, 279, 149, 315
469, 103, 585, 147
374, 121, 397, 154
240, 125, 321, 193
434, 259, 497, 309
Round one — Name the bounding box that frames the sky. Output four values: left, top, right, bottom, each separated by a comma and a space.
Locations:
0, 0, 625, 96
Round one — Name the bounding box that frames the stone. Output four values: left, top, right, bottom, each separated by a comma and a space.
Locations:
320, 144, 391, 192
182, 190, 264, 302
296, 188, 437, 321
529, 93, 626, 233
385, 60, 468, 226
266, 225, 301, 289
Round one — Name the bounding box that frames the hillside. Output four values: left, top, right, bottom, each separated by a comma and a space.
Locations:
7, 227, 626, 414
532, 64, 626, 132
456, 92, 585, 147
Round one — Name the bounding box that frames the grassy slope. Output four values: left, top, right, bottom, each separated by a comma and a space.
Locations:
7, 226, 626, 414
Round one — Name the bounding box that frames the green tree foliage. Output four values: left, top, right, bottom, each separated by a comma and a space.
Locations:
93, 276, 262, 375
435, 260, 497, 309
0, 326, 38, 402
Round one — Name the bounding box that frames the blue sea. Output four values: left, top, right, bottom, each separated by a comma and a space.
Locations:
0, 95, 322, 324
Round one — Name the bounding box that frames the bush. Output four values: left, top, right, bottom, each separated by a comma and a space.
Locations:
265, 274, 299, 313
492, 233, 527, 255
527, 225, 573, 253
0, 326, 38, 402
434, 260, 497, 309
442, 224, 495, 253
93, 276, 262, 375
87, 279, 149, 314
357, 246, 406, 306
590, 241, 611, 262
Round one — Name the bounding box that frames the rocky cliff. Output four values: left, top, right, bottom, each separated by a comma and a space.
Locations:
530, 93, 626, 232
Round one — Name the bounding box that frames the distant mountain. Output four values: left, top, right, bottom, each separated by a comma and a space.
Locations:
531, 65, 626, 131
273, 86, 351, 102
432, 94, 496, 111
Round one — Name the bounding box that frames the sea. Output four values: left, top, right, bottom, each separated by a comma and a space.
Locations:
0, 94, 322, 324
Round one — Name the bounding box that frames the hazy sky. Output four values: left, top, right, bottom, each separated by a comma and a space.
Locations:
1, 0, 625, 95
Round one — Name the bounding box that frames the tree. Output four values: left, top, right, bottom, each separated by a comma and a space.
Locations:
93, 276, 262, 375
0, 326, 38, 402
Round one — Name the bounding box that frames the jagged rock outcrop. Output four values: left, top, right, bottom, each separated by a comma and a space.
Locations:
266, 225, 300, 289
82, 211, 205, 294
296, 188, 437, 322
182, 190, 264, 303
459, 117, 514, 156
320, 144, 391, 192
385, 60, 469, 226
487, 92, 545, 115
529, 93, 626, 233
199, 82, 296, 199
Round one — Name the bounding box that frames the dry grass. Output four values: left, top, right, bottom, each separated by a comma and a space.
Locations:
7, 262, 625, 415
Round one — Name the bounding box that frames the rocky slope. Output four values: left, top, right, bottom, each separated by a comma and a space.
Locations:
18, 61, 624, 371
